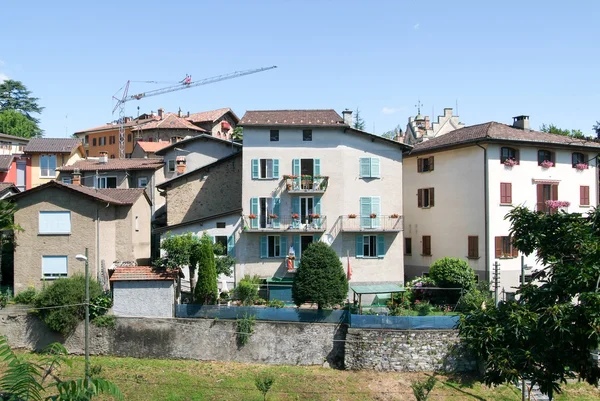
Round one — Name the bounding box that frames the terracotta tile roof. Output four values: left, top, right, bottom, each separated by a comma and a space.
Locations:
24, 138, 82, 154
95, 188, 148, 204
154, 134, 241, 156
110, 266, 177, 281
410, 122, 600, 155
0, 133, 29, 143
132, 113, 207, 132
239, 109, 347, 127
186, 107, 239, 123
136, 141, 170, 153
0, 155, 14, 171
57, 158, 163, 172
74, 118, 155, 134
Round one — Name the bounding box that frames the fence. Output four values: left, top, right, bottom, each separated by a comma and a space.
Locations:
349, 314, 460, 330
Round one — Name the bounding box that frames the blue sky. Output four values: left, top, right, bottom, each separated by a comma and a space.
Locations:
1, 0, 599, 138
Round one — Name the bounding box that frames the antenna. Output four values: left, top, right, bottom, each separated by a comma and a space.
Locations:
415, 99, 422, 115
456, 99, 459, 117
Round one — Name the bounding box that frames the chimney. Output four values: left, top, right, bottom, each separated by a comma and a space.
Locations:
424, 116, 431, 130
342, 109, 353, 126
178, 107, 182, 118
444, 108, 452, 117
176, 156, 186, 175
72, 168, 81, 185
187, 111, 190, 117
513, 115, 530, 130
158, 108, 164, 119
99, 151, 108, 164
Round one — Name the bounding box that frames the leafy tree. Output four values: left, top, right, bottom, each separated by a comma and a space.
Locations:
593, 121, 600, 139
0, 336, 123, 400
458, 206, 600, 400
0, 200, 21, 284
429, 257, 476, 291
382, 124, 403, 140
539, 123, 588, 140
193, 234, 218, 305
213, 240, 235, 277
0, 80, 44, 123
0, 110, 43, 138
455, 280, 493, 313
352, 108, 365, 130
158, 232, 200, 291
292, 242, 348, 309
231, 126, 243, 141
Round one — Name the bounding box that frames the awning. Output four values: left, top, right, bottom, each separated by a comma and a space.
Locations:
350, 284, 405, 295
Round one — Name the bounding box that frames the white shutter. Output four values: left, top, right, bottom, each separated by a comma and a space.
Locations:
39, 212, 71, 234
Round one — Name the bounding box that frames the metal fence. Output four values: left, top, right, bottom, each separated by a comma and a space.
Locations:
349, 314, 459, 330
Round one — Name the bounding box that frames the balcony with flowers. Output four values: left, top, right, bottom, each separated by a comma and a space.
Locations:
538, 200, 570, 214
244, 212, 327, 232
284, 174, 329, 194
339, 213, 402, 232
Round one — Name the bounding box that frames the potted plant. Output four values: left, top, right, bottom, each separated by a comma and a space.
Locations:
291, 213, 299, 220
248, 214, 257, 219
540, 160, 554, 168
370, 213, 377, 219
269, 213, 278, 219
310, 213, 320, 219
575, 163, 588, 170
348, 213, 357, 219
390, 213, 399, 218
504, 158, 517, 167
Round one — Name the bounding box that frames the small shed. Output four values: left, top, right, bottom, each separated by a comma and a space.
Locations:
350, 284, 406, 314
110, 266, 177, 318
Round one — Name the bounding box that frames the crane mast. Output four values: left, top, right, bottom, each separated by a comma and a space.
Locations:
112, 65, 277, 158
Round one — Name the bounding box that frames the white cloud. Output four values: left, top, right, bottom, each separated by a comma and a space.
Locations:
381, 107, 406, 115
413, 23, 420, 30
0, 73, 8, 82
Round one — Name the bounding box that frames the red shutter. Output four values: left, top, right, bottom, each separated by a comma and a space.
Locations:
512, 238, 519, 258
468, 236, 478, 258
500, 183, 508, 204
417, 159, 423, 173
581, 186, 590, 205
536, 184, 544, 212
417, 189, 423, 208
428, 156, 434, 171
495, 236, 502, 258
422, 236, 431, 255
515, 149, 520, 165
506, 183, 512, 204
429, 188, 435, 207
552, 184, 558, 201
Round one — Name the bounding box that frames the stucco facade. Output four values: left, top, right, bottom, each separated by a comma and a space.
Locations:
112, 280, 174, 317
28, 148, 84, 188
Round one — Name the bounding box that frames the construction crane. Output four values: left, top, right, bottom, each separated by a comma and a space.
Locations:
112, 65, 277, 158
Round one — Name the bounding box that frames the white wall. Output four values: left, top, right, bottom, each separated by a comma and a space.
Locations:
113, 281, 174, 317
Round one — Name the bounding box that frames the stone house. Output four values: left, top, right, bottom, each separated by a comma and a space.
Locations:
403, 108, 464, 145
23, 138, 85, 189
403, 115, 600, 294
185, 107, 240, 140
12, 181, 151, 293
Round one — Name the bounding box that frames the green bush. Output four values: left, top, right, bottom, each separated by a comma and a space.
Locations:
14, 287, 36, 305
236, 313, 256, 347
193, 235, 218, 305
235, 275, 260, 306
292, 242, 348, 309
92, 314, 116, 329
414, 300, 435, 316
90, 292, 112, 320
429, 257, 476, 304
34, 275, 103, 335
456, 281, 493, 313
0, 289, 10, 308
267, 299, 285, 309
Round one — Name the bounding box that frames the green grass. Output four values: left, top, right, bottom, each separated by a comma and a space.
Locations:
16, 354, 599, 401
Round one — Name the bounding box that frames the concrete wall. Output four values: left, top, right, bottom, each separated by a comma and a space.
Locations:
129, 195, 152, 265
112, 281, 174, 317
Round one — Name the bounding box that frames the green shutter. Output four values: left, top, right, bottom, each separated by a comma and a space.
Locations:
292, 197, 300, 216
377, 235, 385, 258
293, 235, 300, 258
227, 235, 235, 257
260, 236, 267, 258
360, 197, 371, 229
355, 235, 364, 258
359, 158, 371, 178
250, 198, 259, 229
371, 197, 380, 228
314, 159, 321, 176
273, 159, 280, 179
292, 159, 301, 189
370, 158, 380, 178
314, 196, 322, 229
272, 197, 281, 228
251, 159, 259, 179
313, 234, 321, 243
280, 236, 288, 258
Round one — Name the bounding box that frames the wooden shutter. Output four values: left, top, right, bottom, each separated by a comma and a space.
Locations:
260, 236, 267, 258
360, 197, 371, 228
500, 183, 512, 204
291, 197, 300, 217
279, 236, 288, 258
371, 197, 380, 228
429, 188, 435, 207
273, 159, 280, 179
468, 236, 478, 258
536, 184, 544, 212
293, 235, 300, 257
377, 235, 385, 257
551, 184, 558, 201
272, 197, 281, 228
511, 238, 519, 258
422, 235, 431, 255
227, 235, 235, 257
495, 236, 502, 258
417, 189, 423, 208
370, 158, 381, 178
417, 158, 423, 173
313, 159, 321, 176
251, 159, 259, 179
355, 235, 364, 258
428, 156, 434, 171
292, 159, 301, 176
359, 158, 371, 178
581, 185, 590, 206
250, 198, 259, 229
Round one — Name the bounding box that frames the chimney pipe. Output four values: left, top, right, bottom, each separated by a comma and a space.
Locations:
158, 108, 164, 119
176, 156, 186, 175
512, 115, 530, 131
99, 151, 108, 164
187, 111, 190, 117
342, 109, 353, 126
72, 168, 81, 185
178, 108, 182, 118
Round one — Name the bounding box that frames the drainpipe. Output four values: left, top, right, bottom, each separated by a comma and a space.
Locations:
475, 142, 490, 283
96, 205, 100, 281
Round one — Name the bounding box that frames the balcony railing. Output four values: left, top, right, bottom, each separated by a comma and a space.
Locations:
244, 215, 327, 232
339, 215, 403, 232
283, 175, 329, 193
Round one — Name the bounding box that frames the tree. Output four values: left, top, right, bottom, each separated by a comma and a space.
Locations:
539, 123, 587, 140
193, 234, 218, 305
0, 80, 44, 123
0, 200, 21, 285
353, 108, 365, 130
458, 206, 600, 400
593, 121, 600, 139
0, 109, 43, 138
428, 257, 476, 304
382, 124, 402, 140
158, 232, 200, 291
292, 242, 348, 309
231, 126, 243, 141
213, 240, 235, 277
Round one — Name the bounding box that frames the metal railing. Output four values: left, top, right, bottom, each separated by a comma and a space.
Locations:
284, 175, 329, 193
339, 215, 402, 232
244, 215, 327, 232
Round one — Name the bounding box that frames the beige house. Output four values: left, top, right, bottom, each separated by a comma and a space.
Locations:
131, 141, 170, 159
12, 181, 151, 293
23, 138, 86, 188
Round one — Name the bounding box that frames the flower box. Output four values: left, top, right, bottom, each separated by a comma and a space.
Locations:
269, 214, 278, 219
545, 200, 570, 209
291, 213, 299, 219
503, 158, 518, 167
370, 213, 377, 219
390, 213, 399, 218
540, 160, 554, 168
310, 213, 320, 218
248, 214, 257, 219
575, 163, 588, 170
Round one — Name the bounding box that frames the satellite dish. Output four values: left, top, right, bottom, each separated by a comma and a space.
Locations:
321, 234, 334, 246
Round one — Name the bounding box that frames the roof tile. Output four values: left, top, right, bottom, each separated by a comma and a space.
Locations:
239, 109, 346, 127
58, 158, 163, 172
136, 141, 170, 153
132, 113, 207, 132
24, 138, 82, 154
0, 155, 14, 171
110, 266, 177, 281
186, 107, 239, 123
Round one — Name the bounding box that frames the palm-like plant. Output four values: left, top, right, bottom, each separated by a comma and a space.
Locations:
0, 337, 122, 401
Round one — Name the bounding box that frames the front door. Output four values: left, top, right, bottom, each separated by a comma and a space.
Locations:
16, 161, 26, 191
300, 197, 313, 225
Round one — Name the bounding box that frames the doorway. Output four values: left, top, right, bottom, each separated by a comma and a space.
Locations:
300, 197, 313, 224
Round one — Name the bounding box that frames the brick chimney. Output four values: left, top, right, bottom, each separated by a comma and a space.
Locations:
513, 115, 530, 130
72, 168, 81, 185
99, 151, 108, 164
158, 108, 164, 119
176, 156, 186, 175
342, 109, 353, 126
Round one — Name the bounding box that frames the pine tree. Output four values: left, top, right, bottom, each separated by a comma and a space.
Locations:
194, 234, 218, 305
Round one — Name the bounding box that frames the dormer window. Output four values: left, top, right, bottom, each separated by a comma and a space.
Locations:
500, 147, 519, 164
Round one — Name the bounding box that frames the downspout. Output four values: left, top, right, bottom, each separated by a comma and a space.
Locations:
96, 205, 100, 281
475, 142, 490, 283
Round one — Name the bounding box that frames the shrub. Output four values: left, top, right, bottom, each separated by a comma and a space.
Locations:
414, 300, 435, 316
34, 275, 103, 335
235, 275, 261, 306
90, 291, 112, 320
193, 234, 218, 305
92, 314, 116, 329
429, 257, 476, 304
411, 374, 436, 401
0, 289, 10, 308
456, 281, 493, 313
292, 242, 348, 309
236, 313, 256, 347
14, 287, 36, 305
267, 299, 285, 308
219, 290, 230, 302
407, 276, 437, 303
255, 373, 275, 401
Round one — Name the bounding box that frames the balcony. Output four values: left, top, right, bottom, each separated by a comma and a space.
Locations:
339, 215, 403, 232
244, 215, 327, 233
284, 175, 329, 194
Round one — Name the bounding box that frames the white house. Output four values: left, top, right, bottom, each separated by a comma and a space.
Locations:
403, 115, 600, 295
236, 109, 411, 300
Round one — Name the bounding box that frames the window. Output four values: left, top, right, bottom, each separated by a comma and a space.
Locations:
42, 256, 67, 279
355, 234, 385, 258
168, 160, 176, 172
417, 156, 434, 172
99, 137, 106, 146
137, 177, 148, 188
468, 236, 479, 259
495, 236, 518, 258
303, 129, 312, 141
359, 157, 381, 178
500, 182, 512, 204
215, 236, 228, 254
84, 135, 89, 145
109, 136, 115, 145
417, 188, 435, 208
110, 154, 115, 159
127, 134, 132, 143
125, 153, 132, 159
260, 235, 286, 258
537, 150, 554, 166
422, 235, 431, 256
580, 185, 590, 206
39, 211, 71, 234
572, 152, 587, 167
405, 238, 412, 255
536, 183, 558, 213
216, 222, 226, 229
135, 216, 139, 232
270, 130, 279, 141
96, 177, 117, 188
500, 147, 519, 164
40, 155, 57, 178
62, 178, 72, 184
359, 197, 381, 228
92, 138, 97, 146
171, 137, 183, 144
251, 159, 279, 179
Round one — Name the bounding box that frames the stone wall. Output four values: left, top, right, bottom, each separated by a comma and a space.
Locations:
345, 328, 475, 372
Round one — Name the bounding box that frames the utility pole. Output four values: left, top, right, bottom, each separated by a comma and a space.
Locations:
493, 261, 500, 305
520, 255, 532, 401
84, 247, 90, 382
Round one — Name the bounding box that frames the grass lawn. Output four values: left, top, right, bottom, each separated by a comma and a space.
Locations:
17, 353, 600, 401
